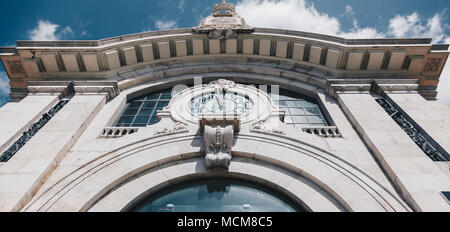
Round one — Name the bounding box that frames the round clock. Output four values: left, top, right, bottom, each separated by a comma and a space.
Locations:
189, 91, 254, 115
165, 79, 276, 125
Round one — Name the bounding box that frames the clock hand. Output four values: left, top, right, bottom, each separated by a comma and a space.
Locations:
215, 87, 224, 110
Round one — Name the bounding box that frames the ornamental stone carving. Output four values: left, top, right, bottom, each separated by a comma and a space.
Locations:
207, 79, 237, 89
424, 58, 441, 72
204, 124, 234, 169
252, 121, 285, 135
8, 60, 25, 74
154, 122, 188, 135
193, 0, 254, 39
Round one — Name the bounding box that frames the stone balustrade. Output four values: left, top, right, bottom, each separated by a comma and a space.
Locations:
99, 127, 139, 138
302, 126, 342, 138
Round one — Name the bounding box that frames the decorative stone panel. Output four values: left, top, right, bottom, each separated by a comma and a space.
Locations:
139, 43, 155, 61
242, 38, 254, 54
104, 50, 121, 70
61, 53, 80, 72
259, 38, 271, 56
276, 40, 288, 58
192, 38, 204, 55
346, 51, 364, 70
175, 40, 187, 57
326, 48, 341, 69
209, 39, 220, 54
309, 45, 323, 64
226, 39, 237, 54
82, 53, 100, 72
292, 42, 305, 61
388, 51, 406, 70
122, 47, 138, 65
367, 51, 385, 70
41, 53, 60, 72
158, 42, 171, 59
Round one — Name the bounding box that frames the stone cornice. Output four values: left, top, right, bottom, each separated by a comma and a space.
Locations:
326, 79, 420, 97
1, 28, 437, 49
1, 17, 448, 102
27, 81, 119, 101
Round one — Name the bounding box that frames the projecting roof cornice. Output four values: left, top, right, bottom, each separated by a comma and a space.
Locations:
2, 28, 440, 49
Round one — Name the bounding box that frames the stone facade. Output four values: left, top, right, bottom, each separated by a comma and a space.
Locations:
0, 1, 449, 212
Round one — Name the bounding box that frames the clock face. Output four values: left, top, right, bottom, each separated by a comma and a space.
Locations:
190, 91, 254, 115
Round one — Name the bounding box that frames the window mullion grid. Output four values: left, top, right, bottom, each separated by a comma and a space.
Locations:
147, 93, 162, 126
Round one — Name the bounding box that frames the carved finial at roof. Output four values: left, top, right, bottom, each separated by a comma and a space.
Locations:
193, 0, 254, 39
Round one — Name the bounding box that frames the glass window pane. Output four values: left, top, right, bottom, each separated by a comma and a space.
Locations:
160, 92, 172, 100
134, 116, 150, 124
308, 116, 326, 124
118, 116, 134, 124
287, 101, 303, 108
142, 101, 157, 108
116, 123, 131, 127
157, 101, 170, 108
148, 116, 159, 124
304, 107, 321, 115
123, 108, 139, 115
154, 107, 164, 112
278, 94, 296, 100
302, 101, 317, 107
146, 94, 160, 100
128, 102, 142, 108
278, 101, 288, 107
289, 108, 306, 115
292, 116, 309, 124
138, 108, 154, 116
132, 123, 147, 127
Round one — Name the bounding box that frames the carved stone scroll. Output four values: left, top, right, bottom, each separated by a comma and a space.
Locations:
204, 125, 234, 169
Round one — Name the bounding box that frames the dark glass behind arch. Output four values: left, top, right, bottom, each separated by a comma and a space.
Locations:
114, 85, 329, 127
115, 88, 173, 127
126, 178, 307, 212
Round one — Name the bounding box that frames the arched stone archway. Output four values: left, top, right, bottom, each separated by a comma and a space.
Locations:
23, 128, 410, 212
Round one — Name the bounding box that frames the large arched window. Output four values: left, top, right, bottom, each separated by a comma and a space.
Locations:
114, 84, 329, 127
271, 89, 328, 127
127, 178, 306, 212
115, 88, 172, 127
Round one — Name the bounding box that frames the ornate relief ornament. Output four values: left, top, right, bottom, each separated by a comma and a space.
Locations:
207, 79, 237, 89
424, 58, 441, 72
8, 60, 25, 74
193, 0, 254, 39
154, 122, 188, 135
252, 121, 285, 135
203, 124, 234, 169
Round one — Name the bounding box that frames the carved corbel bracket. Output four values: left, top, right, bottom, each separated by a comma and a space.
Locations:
200, 117, 239, 170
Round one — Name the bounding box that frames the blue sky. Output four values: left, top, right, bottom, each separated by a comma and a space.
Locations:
1, 0, 450, 107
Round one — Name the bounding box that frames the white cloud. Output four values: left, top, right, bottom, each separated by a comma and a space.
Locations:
236, 0, 341, 36
345, 5, 354, 16
0, 71, 10, 99
236, 0, 384, 39
155, 20, 178, 30
236, 0, 449, 41
178, 0, 185, 12
28, 20, 75, 41
388, 12, 447, 42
